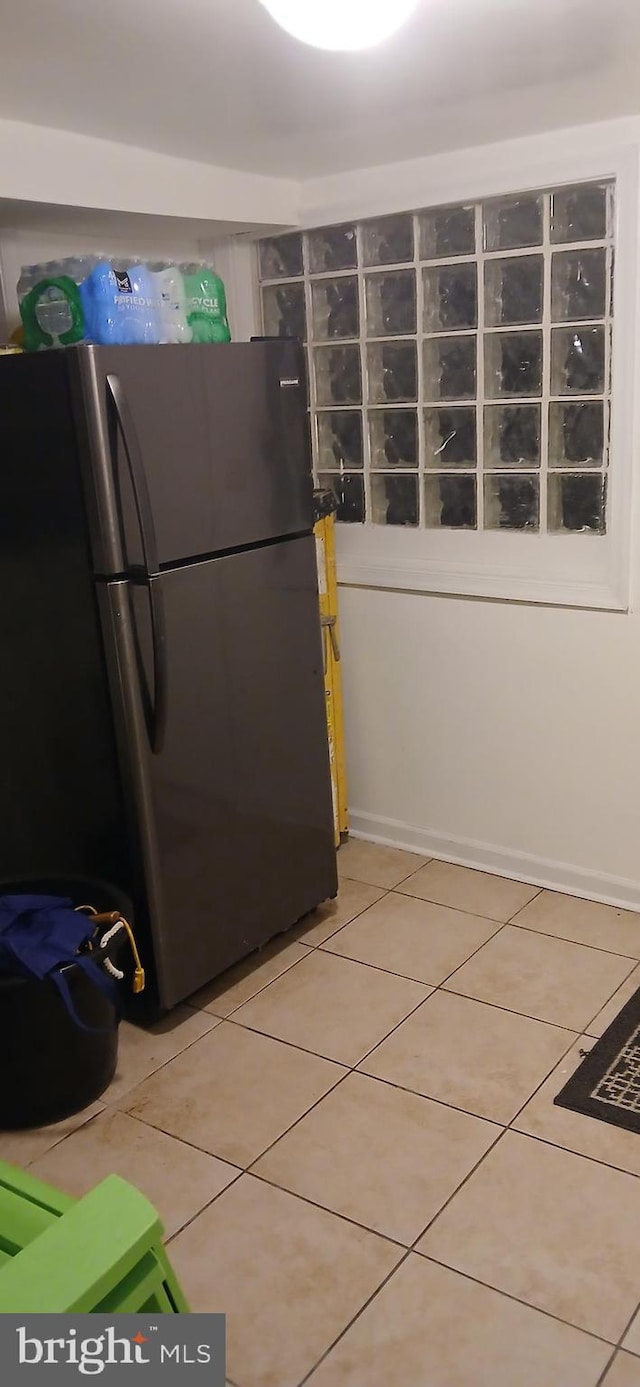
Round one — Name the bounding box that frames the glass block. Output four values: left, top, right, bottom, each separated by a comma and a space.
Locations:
548, 402, 604, 468
311, 276, 358, 340
551, 327, 605, 395
362, 214, 414, 266
420, 205, 476, 260
423, 264, 477, 333
371, 474, 419, 526
424, 407, 476, 467
551, 249, 607, 322
365, 271, 417, 337
314, 345, 362, 407
368, 341, 417, 404
261, 283, 306, 340
484, 256, 543, 327
551, 183, 609, 244
369, 409, 418, 469
484, 405, 541, 468
548, 473, 606, 533
424, 336, 476, 401
258, 233, 303, 280
484, 475, 539, 531
425, 474, 477, 529
317, 411, 363, 470
485, 331, 543, 397
317, 472, 365, 523
484, 195, 543, 251
308, 224, 357, 274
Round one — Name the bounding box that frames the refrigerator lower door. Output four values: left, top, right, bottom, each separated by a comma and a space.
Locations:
99, 535, 336, 1009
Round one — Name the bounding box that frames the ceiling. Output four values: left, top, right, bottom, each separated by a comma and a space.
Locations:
0, 0, 639, 179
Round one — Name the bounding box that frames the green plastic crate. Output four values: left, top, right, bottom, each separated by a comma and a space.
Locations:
0, 1160, 188, 1313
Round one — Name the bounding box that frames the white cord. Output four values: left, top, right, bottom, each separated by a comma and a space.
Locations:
98, 922, 125, 981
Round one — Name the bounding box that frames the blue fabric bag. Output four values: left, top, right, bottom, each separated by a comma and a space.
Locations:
0, 895, 121, 1032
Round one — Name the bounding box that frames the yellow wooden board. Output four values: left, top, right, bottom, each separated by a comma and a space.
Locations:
314, 512, 348, 846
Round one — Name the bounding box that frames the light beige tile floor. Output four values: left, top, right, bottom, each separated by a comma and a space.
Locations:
604, 1355, 640, 1387
6, 843, 640, 1387
336, 838, 428, 889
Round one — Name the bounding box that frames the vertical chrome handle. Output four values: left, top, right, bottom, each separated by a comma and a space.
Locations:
106, 372, 159, 577
106, 373, 167, 753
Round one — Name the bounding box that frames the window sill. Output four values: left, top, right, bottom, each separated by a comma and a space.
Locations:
334, 523, 629, 610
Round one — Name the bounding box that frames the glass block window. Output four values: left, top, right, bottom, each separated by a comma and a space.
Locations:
258, 182, 614, 534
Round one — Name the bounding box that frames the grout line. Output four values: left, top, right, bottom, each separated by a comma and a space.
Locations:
169, 1168, 244, 1241
404, 1124, 507, 1248
164, 1168, 245, 1247
186, 947, 317, 1023
335, 882, 527, 930
502, 1125, 640, 1185
226, 973, 432, 1069
353, 1063, 539, 1128
22, 1105, 109, 1170
506, 1025, 595, 1127
439, 980, 593, 1032
576, 967, 640, 1038
261, 1064, 502, 1157
394, 884, 520, 923
299, 1236, 617, 1387
594, 1293, 640, 1386
317, 925, 504, 989
413, 1252, 619, 1348
510, 919, 640, 963
247, 1167, 408, 1251
297, 1250, 413, 1386
243, 1067, 355, 1167
505, 886, 545, 922
595, 1350, 619, 1387
615, 1302, 640, 1354
339, 866, 429, 890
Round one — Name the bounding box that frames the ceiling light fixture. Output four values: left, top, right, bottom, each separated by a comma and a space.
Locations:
258, 0, 419, 52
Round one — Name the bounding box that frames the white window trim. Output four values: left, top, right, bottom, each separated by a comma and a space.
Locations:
295, 131, 640, 611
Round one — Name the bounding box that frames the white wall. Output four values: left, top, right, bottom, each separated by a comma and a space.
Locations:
0, 119, 299, 227
339, 588, 640, 907
229, 114, 640, 908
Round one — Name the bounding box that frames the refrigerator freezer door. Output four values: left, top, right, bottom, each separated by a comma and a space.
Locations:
100, 535, 336, 1009
71, 341, 313, 576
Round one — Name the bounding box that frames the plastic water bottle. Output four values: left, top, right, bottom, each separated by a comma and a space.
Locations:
64, 255, 96, 289
81, 260, 162, 345
19, 261, 86, 351
17, 264, 39, 305
150, 262, 192, 344
32, 261, 76, 342
182, 263, 231, 343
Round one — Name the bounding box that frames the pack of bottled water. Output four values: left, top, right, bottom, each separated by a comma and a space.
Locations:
17, 257, 231, 351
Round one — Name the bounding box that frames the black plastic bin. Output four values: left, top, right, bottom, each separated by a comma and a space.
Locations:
0, 877, 132, 1130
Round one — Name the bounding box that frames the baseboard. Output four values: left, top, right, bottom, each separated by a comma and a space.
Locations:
348, 809, 640, 913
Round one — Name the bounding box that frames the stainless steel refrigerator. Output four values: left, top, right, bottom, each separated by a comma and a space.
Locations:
0, 341, 337, 1013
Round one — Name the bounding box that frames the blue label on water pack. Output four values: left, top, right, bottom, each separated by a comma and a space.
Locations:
82, 262, 162, 345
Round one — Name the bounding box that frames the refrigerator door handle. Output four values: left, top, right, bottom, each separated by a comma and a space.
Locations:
106, 372, 159, 577
147, 575, 168, 755
127, 574, 168, 756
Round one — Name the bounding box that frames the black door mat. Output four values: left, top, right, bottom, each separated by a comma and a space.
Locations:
555, 986, 640, 1133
